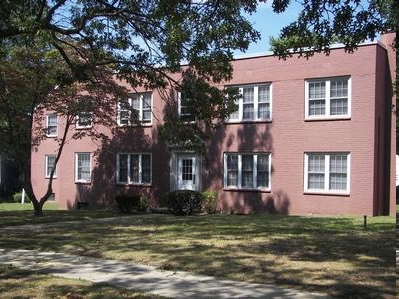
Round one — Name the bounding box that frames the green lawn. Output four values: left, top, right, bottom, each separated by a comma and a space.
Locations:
0, 202, 120, 227
0, 212, 395, 298
0, 264, 165, 299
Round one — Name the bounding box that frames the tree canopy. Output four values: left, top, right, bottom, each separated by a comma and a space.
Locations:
0, 0, 396, 214
269, 0, 397, 57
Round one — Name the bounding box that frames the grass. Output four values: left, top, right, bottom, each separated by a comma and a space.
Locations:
0, 212, 395, 299
0, 202, 120, 227
0, 264, 165, 299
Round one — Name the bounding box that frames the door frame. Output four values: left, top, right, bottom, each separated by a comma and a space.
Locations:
170, 152, 201, 191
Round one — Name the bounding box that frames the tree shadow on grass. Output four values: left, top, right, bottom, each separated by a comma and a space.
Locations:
0, 214, 395, 298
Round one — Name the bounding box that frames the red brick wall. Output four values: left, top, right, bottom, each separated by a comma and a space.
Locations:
31, 39, 395, 215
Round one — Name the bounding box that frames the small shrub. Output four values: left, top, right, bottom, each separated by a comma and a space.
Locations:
115, 194, 140, 214
138, 196, 149, 212
12, 192, 31, 203
163, 190, 203, 216
202, 190, 218, 214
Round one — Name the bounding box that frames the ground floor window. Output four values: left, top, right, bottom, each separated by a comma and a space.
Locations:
75, 153, 91, 183
304, 152, 350, 194
45, 155, 57, 178
224, 153, 271, 190
117, 153, 151, 184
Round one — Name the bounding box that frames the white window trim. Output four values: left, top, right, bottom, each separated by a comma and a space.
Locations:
76, 112, 93, 129
226, 83, 272, 123
305, 77, 351, 120
116, 153, 152, 185
45, 155, 57, 178
223, 152, 271, 191
303, 152, 351, 195
178, 92, 196, 123
117, 93, 153, 126
45, 114, 58, 137
75, 152, 92, 183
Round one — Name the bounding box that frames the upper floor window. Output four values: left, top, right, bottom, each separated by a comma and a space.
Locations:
227, 84, 272, 122
45, 155, 57, 178
118, 93, 152, 126
305, 77, 351, 119
117, 153, 151, 184
75, 152, 91, 183
224, 153, 271, 190
76, 112, 93, 129
304, 152, 350, 194
46, 114, 57, 137
178, 92, 196, 122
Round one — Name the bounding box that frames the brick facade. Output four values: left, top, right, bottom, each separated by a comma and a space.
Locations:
31, 33, 396, 216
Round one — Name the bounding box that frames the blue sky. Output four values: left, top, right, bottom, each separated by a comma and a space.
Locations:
240, 2, 302, 55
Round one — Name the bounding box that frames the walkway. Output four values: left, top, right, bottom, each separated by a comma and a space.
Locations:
0, 248, 330, 299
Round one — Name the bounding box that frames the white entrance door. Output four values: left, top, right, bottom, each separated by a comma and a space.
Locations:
177, 155, 197, 190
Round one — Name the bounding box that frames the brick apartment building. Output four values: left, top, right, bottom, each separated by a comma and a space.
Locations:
31, 32, 396, 216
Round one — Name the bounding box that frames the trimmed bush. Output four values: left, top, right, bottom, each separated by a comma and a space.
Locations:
115, 194, 140, 213
138, 196, 149, 212
163, 190, 203, 216
202, 190, 218, 214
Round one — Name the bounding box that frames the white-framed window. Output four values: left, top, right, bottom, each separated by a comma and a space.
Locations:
75, 153, 91, 183
117, 153, 152, 184
304, 152, 350, 194
305, 77, 351, 119
224, 153, 271, 190
227, 84, 272, 122
76, 112, 93, 129
117, 93, 152, 126
45, 155, 57, 178
46, 114, 58, 137
178, 92, 196, 122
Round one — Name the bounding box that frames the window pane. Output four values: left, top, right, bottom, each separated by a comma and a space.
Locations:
330, 174, 347, 190
118, 101, 130, 125
308, 173, 325, 189
329, 155, 347, 190
309, 82, 325, 99
77, 153, 90, 181
226, 155, 238, 186
330, 79, 348, 98
243, 104, 254, 119
229, 99, 239, 120
141, 154, 151, 183
241, 155, 253, 188
308, 154, 325, 189
130, 154, 140, 183
118, 154, 128, 182
142, 94, 152, 122
308, 155, 325, 172
131, 97, 140, 110
46, 155, 56, 177
330, 98, 348, 115
258, 86, 270, 103
257, 154, 269, 188
309, 100, 326, 116
47, 114, 57, 135
78, 112, 92, 127
242, 87, 254, 120
258, 103, 270, 119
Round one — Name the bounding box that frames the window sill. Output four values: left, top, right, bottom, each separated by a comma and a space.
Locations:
75, 181, 91, 185
116, 183, 152, 187
225, 119, 272, 125
45, 177, 57, 179
223, 187, 271, 193
76, 126, 93, 130
304, 191, 350, 197
117, 123, 152, 128
46, 135, 57, 138
304, 116, 351, 122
